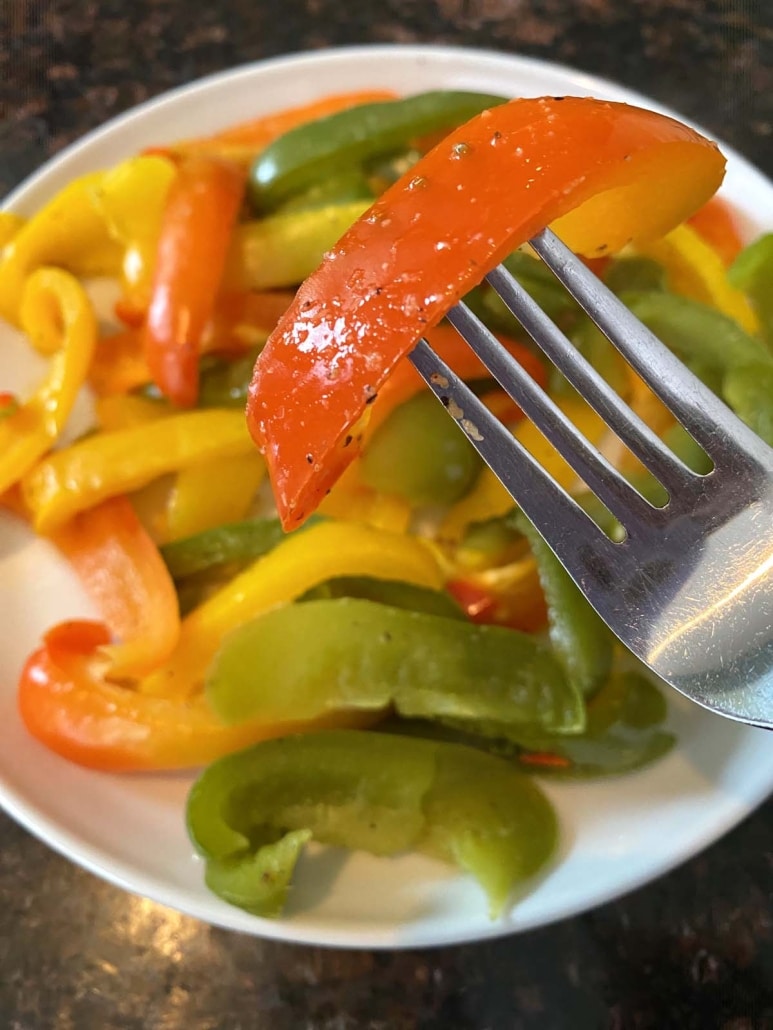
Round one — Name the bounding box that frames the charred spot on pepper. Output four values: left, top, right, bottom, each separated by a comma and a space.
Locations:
364, 385, 378, 405
305, 453, 314, 464
343, 434, 353, 447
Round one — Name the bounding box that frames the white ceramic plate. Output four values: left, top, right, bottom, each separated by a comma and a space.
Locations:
1, 45, 771, 950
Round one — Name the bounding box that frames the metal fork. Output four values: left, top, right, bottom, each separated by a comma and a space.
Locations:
409, 228, 773, 728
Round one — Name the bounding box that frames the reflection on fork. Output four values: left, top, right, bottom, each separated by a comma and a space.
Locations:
409, 228, 773, 728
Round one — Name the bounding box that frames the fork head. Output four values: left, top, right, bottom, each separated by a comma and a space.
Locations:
409, 229, 773, 728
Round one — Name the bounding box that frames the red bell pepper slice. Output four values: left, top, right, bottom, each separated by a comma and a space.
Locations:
144, 155, 246, 407
50, 495, 180, 678
247, 96, 725, 529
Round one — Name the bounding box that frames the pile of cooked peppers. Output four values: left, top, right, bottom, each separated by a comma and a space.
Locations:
1, 88, 771, 920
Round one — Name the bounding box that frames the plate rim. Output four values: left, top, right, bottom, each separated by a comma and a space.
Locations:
1, 42, 771, 950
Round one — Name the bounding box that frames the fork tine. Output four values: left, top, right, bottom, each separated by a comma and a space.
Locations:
443, 301, 659, 529
485, 263, 699, 496
527, 228, 750, 460
408, 336, 612, 545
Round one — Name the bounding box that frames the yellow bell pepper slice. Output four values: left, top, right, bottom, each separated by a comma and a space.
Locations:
636, 223, 759, 333
317, 462, 412, 534
95, 394, 174, 431
0, 268, 97, 495
0, 175, 121, 325
140, 519, 445, 699
0, 211, 25, 250
166, 453, 266, 540
93, 154, 178, 317
22, 409, 255, 533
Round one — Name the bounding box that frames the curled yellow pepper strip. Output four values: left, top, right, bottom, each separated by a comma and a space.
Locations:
22, 409, 255, 533
0, 268, 97, 495
636, 223, 759, 333
440, 396, 609, 539
140, 519, 445, 699
0, 175, 122, 325
166, 453, 266, 540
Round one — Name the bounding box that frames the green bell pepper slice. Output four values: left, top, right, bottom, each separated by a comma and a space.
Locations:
723, 361, 773, 445
603, 256, 667, 294
276, 168, 375, 213
249, 90, 507, 213
515, 670, 675, 777
187, 729, 557, 918
299, 575, 465, 619
231, 200, 371, 289
196, 349, 263, 409
428, 670, 674, 777
728, 233, 773, 345
621, 291, 773, 444
160, 515, 290, 580
623, 290, 769, 374
360, 390, 483, 505
515, 512, 614, 697
138, 348, 262, 410
579, 290, 773, 446
206, 597, 585, 733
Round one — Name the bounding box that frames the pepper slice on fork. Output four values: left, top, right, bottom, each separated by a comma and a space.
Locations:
246, 96, 725, 529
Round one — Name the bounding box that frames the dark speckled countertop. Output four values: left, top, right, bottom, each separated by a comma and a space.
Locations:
1, 2, 772, 1028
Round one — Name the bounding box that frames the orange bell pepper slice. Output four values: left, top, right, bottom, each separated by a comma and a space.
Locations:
247, 96, 725, 529
88, 328, 149, 397
50, 495, 180, 678
206, 289, 296, 351
144, 155, 246, 407
688, 195, 744, 266
92, 290, 296, 398
18, 620, 371, 772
